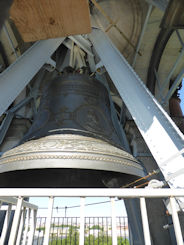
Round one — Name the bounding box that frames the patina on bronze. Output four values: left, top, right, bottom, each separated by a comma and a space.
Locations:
0, 73, 145, 187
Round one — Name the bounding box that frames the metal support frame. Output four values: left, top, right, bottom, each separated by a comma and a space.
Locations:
132, 4, 153, 68
140, 198, 151, 245
145, 0, 168, 11
150, 28, 184, 112
159, 29, 184, 104
0, 96, 32, 145
156, 29, 184, 102
64, 37, 96, 72
69, 35, 94, 57
3, 24, 19, 59
154, 69, 165, 101
124, 199, 145, 245
163, 67, 184, 104
176, 30, 184, 48
0, 37, 65, 116
160, 48, 184, 95
89, 28, 184, 192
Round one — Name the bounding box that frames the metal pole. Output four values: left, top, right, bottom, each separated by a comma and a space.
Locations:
0, 37, 65, 116
69, 35, 93, 57
154, 69, 164, 101
160, 49, 184, 93
0, 96, 32, 145
27, 209, 37, 245
8, 197, 23, 245
111, 198, 117, 245
132, 4, 153, 67
89, 28, 184, 192
170, 197, 183, 245
22, 208, 31, 245
1, 188, 184, 198
43, 197, 54, 245
124, 199, 145, 245
16, 207, 26, 245
145, 0, 168, 11
3, 25, 19, 59
0, 112, 14, 145
0, 204, 12, 245
79, 197, 85, 245
140, 197, 151, 245
176, 30, 184, 47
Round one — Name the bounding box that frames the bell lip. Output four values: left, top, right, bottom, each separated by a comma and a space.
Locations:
0, 153, 146, 178
0, 134, 146, 178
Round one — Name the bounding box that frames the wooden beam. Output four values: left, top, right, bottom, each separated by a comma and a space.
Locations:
10, 0, 91, 42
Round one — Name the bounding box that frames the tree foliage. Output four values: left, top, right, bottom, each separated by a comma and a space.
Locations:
49, 227, 129, 245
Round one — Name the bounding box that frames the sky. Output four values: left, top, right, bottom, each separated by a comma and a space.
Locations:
30, 197, 127, 217
179, 79, 184, 114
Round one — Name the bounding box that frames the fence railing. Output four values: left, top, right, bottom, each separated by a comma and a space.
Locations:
34, 216, 129, 245
0, 196, 38, 245
0, 188, 184, 245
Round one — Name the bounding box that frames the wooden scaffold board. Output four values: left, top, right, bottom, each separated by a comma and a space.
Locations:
10, 0, 91, 42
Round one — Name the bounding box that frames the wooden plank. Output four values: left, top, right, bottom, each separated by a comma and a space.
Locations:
10, 0, 91, 42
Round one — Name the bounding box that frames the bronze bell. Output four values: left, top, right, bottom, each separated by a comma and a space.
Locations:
0, 73, 145, 187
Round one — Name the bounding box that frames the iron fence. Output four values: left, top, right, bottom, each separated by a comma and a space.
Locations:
33, 217, 129, 245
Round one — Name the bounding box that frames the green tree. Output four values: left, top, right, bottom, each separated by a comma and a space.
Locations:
49, 229, 129, 245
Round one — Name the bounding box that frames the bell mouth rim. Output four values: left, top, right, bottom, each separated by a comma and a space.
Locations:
0, 152, 145, 178
0, 134, 146, 178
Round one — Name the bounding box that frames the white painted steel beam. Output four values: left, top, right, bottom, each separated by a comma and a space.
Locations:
16, 208, 26, 245
0, 37, 65, 117
0, 196, 37, 209
22, 208, 31, 245
0, 188, 184, 197
89, 28, 184, 191
27, 209, 37, 245
111, 198, 117, 245
79, 197, 85, 245
170, 197, 183, 245
69, 35, 93, 57
8, 197, 23, 245
0, 204, 12, 245
140, 198, 151, 245
43, 197, 54, 245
